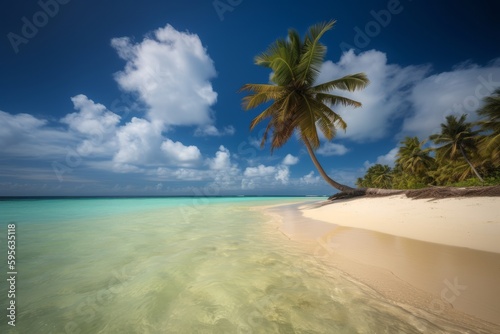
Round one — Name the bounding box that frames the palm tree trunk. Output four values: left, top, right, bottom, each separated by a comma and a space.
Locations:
303, 138, 357, 193
459, 144, 484, 182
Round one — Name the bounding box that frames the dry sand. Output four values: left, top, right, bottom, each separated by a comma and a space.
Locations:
301, 195, 500, 253
268, 195, 500, 332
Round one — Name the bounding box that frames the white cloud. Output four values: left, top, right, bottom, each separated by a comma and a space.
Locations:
113, 117, 162, 165
62, 95, 120, 136
274, 166, 290, 184
207, 145, 232, 170
403, 60, 500, 137
242, 163, 291, 189
206, 145, 240, 189
375, 147, 399, 167
317, 49, 429, 142
243, 164, 276, 177
316, 142, 349, 156
0, 110, 73, 157
61, 94, 121, 156
112, 114, 202, 171
0, 111, 46, 148
282, 154, 299, 165
111, 24, 217, 127
161, 139, 201, 167
299, 171, 321, 185
0, 111, 46, 136
194, 125, 235, 137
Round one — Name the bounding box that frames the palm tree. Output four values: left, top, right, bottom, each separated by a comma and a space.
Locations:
240, 21, 369, 193
477, 88, 500, 166
396, 137, 435, 177
358, 164, 393, 189
430, 114, 483, 182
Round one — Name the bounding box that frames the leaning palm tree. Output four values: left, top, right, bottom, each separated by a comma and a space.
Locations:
477, 88, 500, 166
240, 20, 369, 193
430, 114, 483, 182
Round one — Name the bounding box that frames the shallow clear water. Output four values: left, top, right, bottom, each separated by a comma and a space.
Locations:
0, 197, 479, 333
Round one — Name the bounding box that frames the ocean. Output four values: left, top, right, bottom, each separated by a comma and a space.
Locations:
0, 197, 475, 333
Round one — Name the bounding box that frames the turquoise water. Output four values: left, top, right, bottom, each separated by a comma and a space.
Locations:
0, 197, 478, 333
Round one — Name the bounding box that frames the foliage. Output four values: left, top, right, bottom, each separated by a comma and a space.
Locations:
241, 21, 369, 192
356, 164, 393, 188
357, 89, 500, 189
476, 88, 500, 166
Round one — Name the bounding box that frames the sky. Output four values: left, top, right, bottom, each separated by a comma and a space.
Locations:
1, 0, 499, 196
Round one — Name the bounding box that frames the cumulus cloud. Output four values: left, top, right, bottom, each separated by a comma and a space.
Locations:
111, 24, 218, 128
61, 94, 121, 156
205, 145, 240, 188
207, 145, 232, 170
317, 49, 430, 142
274, 166, 290, 184
161, 139, 201, 166
282, 154, 299, 165
242, 163, 292, 189
316, 142, 349, 156
63, 95, 120, 136
111, 116, 203, 171
243, 164, 277, 178
299, 171, 321, 185
113, 117, 161, 165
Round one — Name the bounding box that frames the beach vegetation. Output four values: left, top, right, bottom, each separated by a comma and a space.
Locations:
358, 89, 500, 189
356, 164, 393, 188
430, 114, 484, 182
476, 88, 500, 167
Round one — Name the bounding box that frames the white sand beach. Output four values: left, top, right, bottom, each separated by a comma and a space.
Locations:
301, 195, 500, 253
270, 195, 500, 331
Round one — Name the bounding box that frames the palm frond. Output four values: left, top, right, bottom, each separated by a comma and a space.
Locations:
309, 98, 344, 136
296, 20, 335, 85
296, 96, 321, 148
255, 39, 297, 85
249, 103, 281, 130
315, 92, 362, 108
240, 84, 285, 110
313, 73, 369, 92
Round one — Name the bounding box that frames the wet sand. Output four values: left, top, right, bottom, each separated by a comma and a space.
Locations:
265, 196, 500, 332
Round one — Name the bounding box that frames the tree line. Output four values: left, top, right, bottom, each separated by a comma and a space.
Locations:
357, 89, 500, 189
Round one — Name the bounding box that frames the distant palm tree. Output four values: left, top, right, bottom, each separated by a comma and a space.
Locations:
477, 88, 500, 165
396, 137, 435, 176
362, 164, 393, 189
240, 21, 369, 193
430, 114, 483, 182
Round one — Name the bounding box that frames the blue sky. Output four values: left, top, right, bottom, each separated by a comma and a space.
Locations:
1, 0, 499, 196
